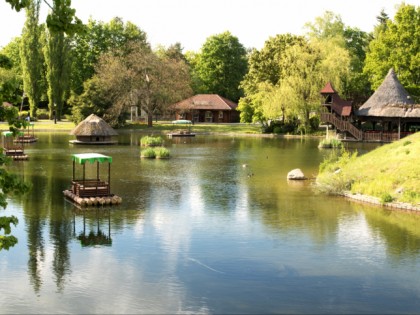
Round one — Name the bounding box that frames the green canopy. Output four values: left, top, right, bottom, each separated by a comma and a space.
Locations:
2, 131, 24, 137
72, 153, 112, 164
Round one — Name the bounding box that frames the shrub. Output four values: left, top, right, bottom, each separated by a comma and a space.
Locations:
380, 193, 394, 204
140, 147, 156, 158
318, 138, 343, 149
140, 136, 163, 147
155, 147, 170, 158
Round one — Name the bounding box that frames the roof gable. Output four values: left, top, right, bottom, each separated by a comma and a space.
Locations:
320, 82, 337, 94
171, 94, 238, 111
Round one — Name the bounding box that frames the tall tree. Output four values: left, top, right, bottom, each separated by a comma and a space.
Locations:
20, 0, 43, 117
364, 4, 420, 92
237, 34, 305, 123
70, 43, 192, 127
70, 17, 149, 95
191, 31, 247, 102
305, 11, 371, 104
44, 0, 82, 120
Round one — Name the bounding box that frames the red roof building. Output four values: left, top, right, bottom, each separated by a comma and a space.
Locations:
170, 94, 240, 123
320, 82, 352, 118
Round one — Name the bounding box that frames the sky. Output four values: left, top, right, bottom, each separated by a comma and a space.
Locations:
0, 0, 419, 52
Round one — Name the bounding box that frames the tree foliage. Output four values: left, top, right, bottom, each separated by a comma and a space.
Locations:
70, 17, 149, 95
364, 3, 420, 91
70, 43, 192, 127
191, 31, 247, 102
20, 0, 44, 117
237, 34, 305, 124
0, 106, 31, 251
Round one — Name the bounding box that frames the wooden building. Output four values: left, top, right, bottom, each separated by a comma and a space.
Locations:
70, 114, 118, 144
63, 153, 122, 207
170, 94, 240, 123
355, 68, 420, 140
320, 68, 420, 142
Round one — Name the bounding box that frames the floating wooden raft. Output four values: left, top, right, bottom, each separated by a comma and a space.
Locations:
14, 136, 38, 143
5, 153, 29, 160
63, 190, 122, 208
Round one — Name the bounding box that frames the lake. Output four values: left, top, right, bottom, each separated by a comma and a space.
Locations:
1, 132, 419, 314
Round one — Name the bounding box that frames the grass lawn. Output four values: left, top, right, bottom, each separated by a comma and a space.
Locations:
316, 132, 420, 205
1, 120, 263, 134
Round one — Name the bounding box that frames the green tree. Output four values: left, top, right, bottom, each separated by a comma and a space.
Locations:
0, 106, 30, 251
70, 17, 149, 95
71, 43, 192, 127
305, 11, 371, 104
5, 0, 82, 34
20, 0, 43, 117
1, 38, 24, 106
238, 34, 305, 123
192, 31, 247, 102
364, 3, 420, 91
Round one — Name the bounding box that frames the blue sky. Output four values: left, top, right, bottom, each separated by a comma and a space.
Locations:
0, 0, 418, 51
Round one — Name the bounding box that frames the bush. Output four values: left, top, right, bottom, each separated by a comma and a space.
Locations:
380, 193, 394, 204
36, 108, 49, 119
140, 136, 163, 147
140, 147, 156, 158
155, 147, 170, 158
318, 138, 343, 149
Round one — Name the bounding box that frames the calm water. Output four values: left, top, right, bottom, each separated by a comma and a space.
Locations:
1, 132, 420, 314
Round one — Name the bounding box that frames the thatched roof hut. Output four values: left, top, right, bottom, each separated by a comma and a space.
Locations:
70, 114, 118, 144
357, 68, 419, 118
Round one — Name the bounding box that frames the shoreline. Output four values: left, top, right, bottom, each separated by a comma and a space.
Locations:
342, 191, 420, 212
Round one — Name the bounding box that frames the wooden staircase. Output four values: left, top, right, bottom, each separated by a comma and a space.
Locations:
320, 113, 363, 140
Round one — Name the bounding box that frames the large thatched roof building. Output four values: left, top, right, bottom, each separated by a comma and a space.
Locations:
357, 68, 418, 118
70, 114, 118, 144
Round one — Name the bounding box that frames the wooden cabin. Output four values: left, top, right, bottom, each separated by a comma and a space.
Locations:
170, 94, 240, 123
70, 114, 118, 144
320, 69, 420, 142
63, 153, 122, 207
2, 131, 28, 160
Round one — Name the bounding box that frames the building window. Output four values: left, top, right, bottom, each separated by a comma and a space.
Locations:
205, 111, 213, 122
218, 111, 223, 119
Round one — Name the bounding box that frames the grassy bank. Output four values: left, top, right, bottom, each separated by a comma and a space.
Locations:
1, 120, 262, 134
316, 132, 420, 206
122, 121, 262, 134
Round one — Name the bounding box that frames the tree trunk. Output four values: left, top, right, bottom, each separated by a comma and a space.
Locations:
147, 114, 153, 127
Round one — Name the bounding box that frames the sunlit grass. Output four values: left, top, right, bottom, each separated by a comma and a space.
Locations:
316, 132, 420, 205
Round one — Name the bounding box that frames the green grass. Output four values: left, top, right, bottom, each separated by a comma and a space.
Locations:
122, 121, 262, 134
316, 132, 420, 205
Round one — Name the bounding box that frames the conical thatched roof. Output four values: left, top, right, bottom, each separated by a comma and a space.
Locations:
357, 68, 419, 118
70, 114, 118, 136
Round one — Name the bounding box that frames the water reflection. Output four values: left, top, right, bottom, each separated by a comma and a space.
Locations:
1, 132, 420, 313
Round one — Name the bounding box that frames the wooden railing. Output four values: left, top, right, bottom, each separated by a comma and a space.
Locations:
320, 113, 363, 140
72, 179, 110, 197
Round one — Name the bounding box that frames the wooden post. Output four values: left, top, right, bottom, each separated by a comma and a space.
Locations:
108, 162, 111, 195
